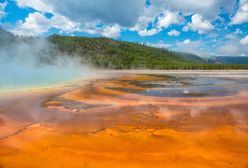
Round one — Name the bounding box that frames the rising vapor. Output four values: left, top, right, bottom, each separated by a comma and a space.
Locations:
0, 29, 95, 90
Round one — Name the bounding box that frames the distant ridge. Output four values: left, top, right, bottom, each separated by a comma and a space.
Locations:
174, 52, 206, 64
207, 56, 248, 64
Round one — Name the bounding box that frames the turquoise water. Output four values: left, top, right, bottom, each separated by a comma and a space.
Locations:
0, 63, 93, 91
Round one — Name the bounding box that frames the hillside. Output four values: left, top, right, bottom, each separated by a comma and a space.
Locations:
48, 35, 203, 69
1, 28, 248, 70
49, 35, 248, 69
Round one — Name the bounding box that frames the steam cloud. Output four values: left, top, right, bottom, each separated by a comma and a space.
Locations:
0, 31, 95, 91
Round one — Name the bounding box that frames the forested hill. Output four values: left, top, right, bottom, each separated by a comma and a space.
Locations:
49, 35, 248, 69
1, 28, 248, 70
48, 35, 204, 69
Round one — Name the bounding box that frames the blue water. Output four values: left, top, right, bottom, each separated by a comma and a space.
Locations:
139, 76, 244, 97
0, 63, 93, 91
125, 75, 247, 98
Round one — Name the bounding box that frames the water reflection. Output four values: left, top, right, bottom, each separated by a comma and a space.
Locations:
123, 75, 247, 97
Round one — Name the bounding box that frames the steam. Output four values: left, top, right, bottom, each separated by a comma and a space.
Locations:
0, 33, 95, 91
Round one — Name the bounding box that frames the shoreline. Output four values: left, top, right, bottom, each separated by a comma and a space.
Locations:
1, 70, 248, 95
0, 73, 108, 95
100, 69, 248, 74
100, 70, 248, 79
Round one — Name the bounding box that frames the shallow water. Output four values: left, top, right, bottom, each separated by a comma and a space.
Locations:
0, 64, 94, 91
123, 75, 248, 97
0, 72, 248, 168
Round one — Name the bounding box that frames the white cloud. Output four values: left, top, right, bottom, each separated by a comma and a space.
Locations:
183, 39, 191, 45
234, 28, 243, 35
240, 35, 248, 45
217, 44, 239, 55
131, 0, 236, 36
101, 24, 121, 38
11, 10, 122, 38
13, 0, 145, 36
135, 10, 183, 37
0, 2, 7, 19
138, 28, 159, 36
176, 39, 210, 57
146, 41, 171, 48
151, 0, 236, 20
231, 0, 248, 24
156, 11, 183, 29
130, 6, 158, 32
168, 29, 180, 36
15, 0, 53, 13
51, 14, 80, 33
183, 14, 214, 34
12, 12, 80, 36
225, 33, 236, 40
12, 12, 51, 36
216, 37, 248, 56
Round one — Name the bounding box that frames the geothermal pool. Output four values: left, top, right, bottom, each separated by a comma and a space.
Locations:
0, 62, 94, 91
110, 75, 248, 97
0, 71, 248, 168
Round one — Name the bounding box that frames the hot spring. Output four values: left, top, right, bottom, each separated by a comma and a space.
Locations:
0, 60, 94, 91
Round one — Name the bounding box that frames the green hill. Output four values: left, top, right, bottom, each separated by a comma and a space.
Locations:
1, 28, 248, 70
49, 35, 248, 70
49, 35, 206, 69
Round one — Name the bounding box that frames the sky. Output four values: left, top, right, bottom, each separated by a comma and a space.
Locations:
0, 0, 248, 57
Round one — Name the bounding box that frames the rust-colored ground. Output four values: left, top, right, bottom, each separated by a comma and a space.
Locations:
0, 74, 248, 168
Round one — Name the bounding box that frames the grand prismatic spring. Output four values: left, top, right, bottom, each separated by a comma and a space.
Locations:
0, 70, 247, 168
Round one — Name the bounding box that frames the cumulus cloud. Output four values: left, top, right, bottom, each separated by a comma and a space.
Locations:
156, 11, 183, 29
130, 6, 158, 32
183, 14, 214, 34
12, 12, 51, 36
11, 0, 240, 40
151, 0, 236, 20
15, 0, 52, 13
0, 1, 7, 19
183, 39, 191, 45
231, 0, 248, 25
168, 29, 180, 36
101, 24, 121, 38
47, 0, 145, 27
11, 11, 120, 38
131, 0, 236, 36
49, 14, 80, 33
240, 35, 248, 45
14, 0, 144, 37
138, 28, 159, 36
11, 12, 80, 36
136, 10, 183, 37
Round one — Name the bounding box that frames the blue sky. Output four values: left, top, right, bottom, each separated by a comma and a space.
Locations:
0, 0, 248, 57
